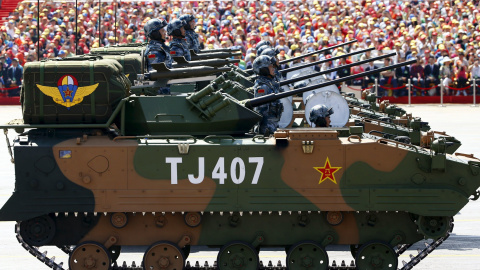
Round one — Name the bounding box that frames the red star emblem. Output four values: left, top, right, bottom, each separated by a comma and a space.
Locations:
63, 87, 73, 98
314, 157, 342, 184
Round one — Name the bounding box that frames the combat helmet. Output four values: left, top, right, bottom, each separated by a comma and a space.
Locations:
309, 104, 334, 127
257, 45, 270, 56
144, 18, 168, 39
179, 14, 195, 30
256, 40, 272, 50
167, 19, 186, 36
260, 48, 280, 58
253, 55, 275, 76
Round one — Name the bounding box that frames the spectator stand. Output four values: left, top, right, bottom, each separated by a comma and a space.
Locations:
2, 0, 480, 107
0, 0, 24, 24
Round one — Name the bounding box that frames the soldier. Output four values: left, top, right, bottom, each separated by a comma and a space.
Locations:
179, 14, 201, 53
260, 48, 282, 86
144, 18, 172, 71
167, 19, 192, 61
253, 55, 283, 136
309, 105, 334, 127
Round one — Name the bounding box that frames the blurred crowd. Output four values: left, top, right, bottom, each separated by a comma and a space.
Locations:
1, 0, 480, 96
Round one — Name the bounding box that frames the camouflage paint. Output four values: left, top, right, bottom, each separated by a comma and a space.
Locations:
1, 129, 479, 250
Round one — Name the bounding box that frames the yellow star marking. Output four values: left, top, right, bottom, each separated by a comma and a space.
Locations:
314, 157, 342, 184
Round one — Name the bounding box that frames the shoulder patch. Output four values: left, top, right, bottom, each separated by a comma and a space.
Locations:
257, 89, 265, 94
170, 51, 176, 55
148, 54, 156, 59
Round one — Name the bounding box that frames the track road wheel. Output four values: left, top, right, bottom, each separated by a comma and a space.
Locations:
286, 241, 328, 270
417, 216, 452, 240
69, 241, 111, 270
355, 242, 398, 270
217, 241, 259, 270
20, 215, 56, 246
143, 241, 185, 270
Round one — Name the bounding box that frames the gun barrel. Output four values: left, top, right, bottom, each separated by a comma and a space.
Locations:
244, 39, 357, 74
173, 58, 240, 68
280, 52, 397, 86
279, 39, 357, 65
198, 48, 240, 53
147, 66, 231, 81
280, 47, 374, 74
191, 52, 243, 60
244, 60, 416, 109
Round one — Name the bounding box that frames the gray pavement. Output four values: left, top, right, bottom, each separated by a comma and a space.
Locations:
0, 104, 479, 269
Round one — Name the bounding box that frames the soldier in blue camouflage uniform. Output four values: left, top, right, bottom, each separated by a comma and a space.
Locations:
144, 18, 172, 71
144, 18, 173, 94
179, 14, 201, 53
167, 19, 192, 61
253, 55, 283, 136
309, 104, 334, 127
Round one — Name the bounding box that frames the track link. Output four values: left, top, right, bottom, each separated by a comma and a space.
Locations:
15, 215, 453, 270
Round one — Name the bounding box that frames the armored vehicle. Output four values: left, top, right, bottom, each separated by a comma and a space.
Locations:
1, 54, 480, 270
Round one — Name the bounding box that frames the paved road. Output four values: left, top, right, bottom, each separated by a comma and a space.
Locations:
0, 104, 479, 270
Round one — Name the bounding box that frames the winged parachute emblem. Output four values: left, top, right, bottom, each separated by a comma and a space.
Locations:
36, 75, 99, 109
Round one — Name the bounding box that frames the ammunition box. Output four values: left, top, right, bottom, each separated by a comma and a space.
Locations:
22, 56, 130, 124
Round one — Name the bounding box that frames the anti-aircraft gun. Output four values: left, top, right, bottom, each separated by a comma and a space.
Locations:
121, 60, 417, 136
218, 50, 391, 120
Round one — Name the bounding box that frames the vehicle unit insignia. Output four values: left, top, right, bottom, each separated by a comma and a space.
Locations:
314, 157, 341, 184
36, 75, 99, 109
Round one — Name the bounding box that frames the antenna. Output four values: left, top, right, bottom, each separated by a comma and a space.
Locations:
114, 0, 117, 45
36, 0, 39, 60
98, 0, 101, 48
75, 0, 78, 55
